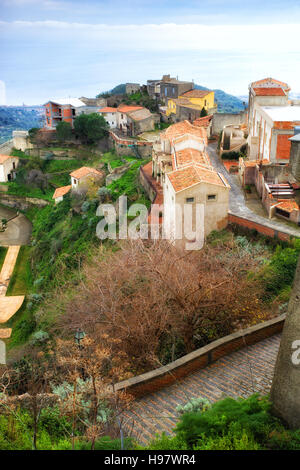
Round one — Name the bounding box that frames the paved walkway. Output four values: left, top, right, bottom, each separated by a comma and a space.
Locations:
207, 142, 300, 238
0, 206, 32, 246
123, 334, 281, 445
0, 246, 24, 322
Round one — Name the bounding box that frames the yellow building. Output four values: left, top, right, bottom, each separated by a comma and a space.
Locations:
166, 89, 216, 119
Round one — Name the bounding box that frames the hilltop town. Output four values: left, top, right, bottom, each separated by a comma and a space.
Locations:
0, 74, 300, 450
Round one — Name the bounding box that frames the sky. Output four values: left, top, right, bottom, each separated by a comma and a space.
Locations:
0, 0, 300, 105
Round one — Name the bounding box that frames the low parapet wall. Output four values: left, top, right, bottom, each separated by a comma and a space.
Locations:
228, 212, 299, 241
115, 314, 285, 398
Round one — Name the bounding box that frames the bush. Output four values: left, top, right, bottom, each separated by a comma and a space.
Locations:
175, 395, 279, 449
176, 397, 211, 416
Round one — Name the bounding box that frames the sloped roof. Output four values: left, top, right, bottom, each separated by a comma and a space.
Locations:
275, 200, 299, 213
117, 105, 143, 113
127, 108, 152, 121
52, 185, 71, 199
0, 154, 14, 164
70, 167, 104, 179
251, 78, 289, 89
167, 163, 230, 193
193, 115, 213, 128
98, 107, 117, 113
180, 89, 211, 98
173, 148, 211, 170
161, 120, 207, 142
253, 87, 286, 96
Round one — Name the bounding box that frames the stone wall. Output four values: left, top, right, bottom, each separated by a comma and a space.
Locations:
228, 212, 294, 241
0, 139, 14, 155
212, 111, 247, 136
115, 315, 285, 398
0, 194, 49, 211
290, 140, 300, 181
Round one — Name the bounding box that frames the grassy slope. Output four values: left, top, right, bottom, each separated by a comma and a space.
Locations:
6, 150, 149, 348
0, 246, 8, 271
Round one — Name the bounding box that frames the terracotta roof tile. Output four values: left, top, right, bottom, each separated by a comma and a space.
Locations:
251, 78, 289, 89
117, 105, 143, 113
0, 154, 14, 164
275, 200, 299, 213
180, 89, 211, 98
167, 163, 229, 193
193, 115, 213, 128
98, 107, 117, 113
161, 120, 207, 142
52, 185, 71, 199
127, 108, 152, 121
70, 167, 104, 179
173, 147, 210, 170
253, 87, 286, 96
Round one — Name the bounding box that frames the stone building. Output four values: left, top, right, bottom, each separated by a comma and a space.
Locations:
159, 75, 194, 104
239, 77, 300, 225
150, 120, 230, 245
166, 89, 217, 122
125, 83, 141, 95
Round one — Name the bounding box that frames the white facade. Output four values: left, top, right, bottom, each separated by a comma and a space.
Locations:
99, 111, 117, 128
0, 157, 19, 182
163, 173, 230, 242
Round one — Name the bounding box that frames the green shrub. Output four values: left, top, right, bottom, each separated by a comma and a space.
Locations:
176, 397, 211, 416
175, 395, 279, 449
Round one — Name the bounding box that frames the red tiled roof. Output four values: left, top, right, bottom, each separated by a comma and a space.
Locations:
173, 147, 210, 170
70, 167, 104, 179
275, 200, 299, 213
253, 87, 286, 96
161, 120, 207, 142
251, 78, 289, 89
52, 185, 71, 199
180, 89, 211, 98
0, 154, 14, 164
193, 115, 213, 128
98, 107, 117, 113
117, 105, 143, 113
167, 163, 229, 193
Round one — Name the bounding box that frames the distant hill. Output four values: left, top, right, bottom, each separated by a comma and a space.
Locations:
0, 106, 43, 144
194, 85, 245, 113
98, 83, 245, 113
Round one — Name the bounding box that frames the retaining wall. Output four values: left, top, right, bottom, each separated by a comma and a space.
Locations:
228, 212, 297, 241
0, 194, 49, 211
115, 314, 285, 398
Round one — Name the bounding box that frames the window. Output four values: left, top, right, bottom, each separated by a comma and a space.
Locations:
121, 114, 123, 119
207, 194, 216, 201
13, 162, 15, 169
165, 88, 167, 96
186, 197, 194, 203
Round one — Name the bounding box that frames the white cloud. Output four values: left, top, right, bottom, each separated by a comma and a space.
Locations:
1, 21, 299, 54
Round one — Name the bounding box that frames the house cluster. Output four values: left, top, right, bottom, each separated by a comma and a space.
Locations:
98, 104, 158, 137
147, 74, 217, 122
52, 166, 104, 204
151, 119, 230, 242
240, 77, 300, 224
44, 97, 107, 129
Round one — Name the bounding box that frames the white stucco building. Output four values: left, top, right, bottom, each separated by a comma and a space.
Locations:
0, 155, 19, 182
